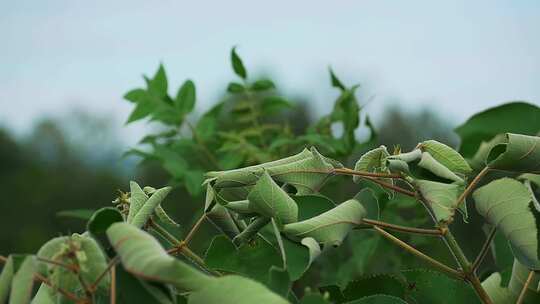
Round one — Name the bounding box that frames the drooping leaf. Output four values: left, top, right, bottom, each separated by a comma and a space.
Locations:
232, 217, 271, 246
247, 171, 298, 225
280, 237, 321, 281
115, 264, 175, 304
402, 269, 479, 303
107, 223, 215, 291
455, 102, 540, 157
175, 79, 196, 115
419, 140, 472, 175
353, 146, 391, 185
487, 133, 540, 173
481, 272, 515, 304
417, 152, 464, 183
283, 198, 366, 247
231, 47, 247, 79
206, 204, 241, 240
188, 275, 289, 304
473, 178, 540, 270
0, 255, 22, 303
415, 180, 464, 223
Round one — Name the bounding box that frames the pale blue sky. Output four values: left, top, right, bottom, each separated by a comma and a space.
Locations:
1, 0, 539, 144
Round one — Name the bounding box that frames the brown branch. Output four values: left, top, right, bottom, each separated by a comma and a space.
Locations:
184, 214, 207, 245
110, 265, 116, 304
362, 219, 443, 236
516, 270, 535, 304
36, 257, 78, 272
472, 227, 497, 273
363, 176, 416, 197
373, 226, 462, 279
455, 167, 489, 209
333, 168, 403, 179
90, 256, 120, 292
35, 273, 81, 302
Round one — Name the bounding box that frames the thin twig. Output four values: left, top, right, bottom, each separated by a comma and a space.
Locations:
90, 256, 120, 292
333, 168, 403, 179
373, 226, 462, 279
35, 273, 81, 302
362, 219, 443, 236
184, 214, 206, 245
110, 265, 116, 304
517, 270, 535, 304
36, 257, 78, 272
472, 227, 497, 273
149, 219, 181, 245
455, 167, 489, 209
363, 176, 416, 197
0, 255, 7, 263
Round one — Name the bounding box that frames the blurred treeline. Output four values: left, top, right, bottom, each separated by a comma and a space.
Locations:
0, 105, 458, 255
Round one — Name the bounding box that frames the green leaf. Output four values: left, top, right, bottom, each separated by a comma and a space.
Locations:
417, 152, 464, 183
127, 181, 148, 223
473, 178, 540, 269
267, 266, 291, 298
231, 47, 247, 79
107, 222, 215, 291
124, 88, 146, 103
188, 275, 289, 304
9, 256, 35, 304
247, 171, 298, 225
130, 185, 172, 228
481, 272, 515, 304
283, 198, 366, 247
196, 103, 224, 141
56, 209, 95, 220
345, 295, 408, 304
455, 102, 540, 157
342, 274, 405, 301
0, 255, 20, 303
115, 265, 175, 304
419, 140, 472, 175
227, 82, 245, 93
507, 259, 540, 304
148, 64, 168, 97
353, 146, 390, 182
175, 79, 196, 115
126, 97, 158, 123
487, 133, 540, 173
329, 67, 346, 91
206, 204, 241, 240
204, 235, 282, 282
87, 207, 124, 255
293, 194, 336, 221
232, 217, 271, 246
261, 96, 293, 114
415, 180, 464, 223
402, 269, 479, 303
354, 189, 380, 227
252, 79, 275, 91
36, 234, 110, 293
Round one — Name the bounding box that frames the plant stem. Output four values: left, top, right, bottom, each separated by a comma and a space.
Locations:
363, 176, 416, 197
333, 168, 403, 179
110, 264, 116, 304
455, 167, 489, 210
472, 227, 497, 273
36, 257, 77, 272
442, 230, 493, 304
90, 256, 119, 292
184, 214, 206, 245
150, 219, 219, 276
373, 226, 462, 279
186, 121, 222, 170
517, 270, 535, 304
35, 273, 81, 302
362, 219, 443, 236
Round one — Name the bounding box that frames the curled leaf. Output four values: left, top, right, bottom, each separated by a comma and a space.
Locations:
415, 180, 464, 223
418, 152, 464, 184
419, 140, 472, 175
282, 199, 366, 247
488, 133, 540, 173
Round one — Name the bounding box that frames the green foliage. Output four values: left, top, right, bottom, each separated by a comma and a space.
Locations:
3, 51, 540, 304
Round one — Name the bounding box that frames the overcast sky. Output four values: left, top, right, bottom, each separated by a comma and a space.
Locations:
1, 0, 539, 144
